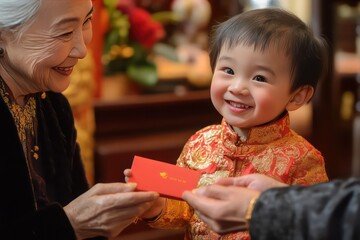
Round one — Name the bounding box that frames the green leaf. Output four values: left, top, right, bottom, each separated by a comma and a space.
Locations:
104, 30, 120, 53
127, 63, 158, 87
151, 11, 181, 24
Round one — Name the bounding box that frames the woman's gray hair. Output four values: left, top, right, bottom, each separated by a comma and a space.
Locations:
0, 0, 41, 35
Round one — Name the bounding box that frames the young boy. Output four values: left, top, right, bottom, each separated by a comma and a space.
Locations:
126, 8, 329, 239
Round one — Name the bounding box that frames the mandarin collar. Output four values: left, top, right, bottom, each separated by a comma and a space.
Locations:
222, 112, 291, 146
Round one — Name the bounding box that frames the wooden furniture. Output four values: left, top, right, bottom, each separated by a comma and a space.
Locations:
94, 89, 221, 183
308, 0, 360, 179
93, 89, 221, 239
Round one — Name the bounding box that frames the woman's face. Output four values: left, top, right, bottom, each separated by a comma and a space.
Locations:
1, 0, 93, 94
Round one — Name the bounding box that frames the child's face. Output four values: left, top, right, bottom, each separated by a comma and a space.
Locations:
210, 43, 296, 129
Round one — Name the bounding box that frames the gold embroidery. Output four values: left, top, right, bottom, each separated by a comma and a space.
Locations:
148, 198, 192, 229
149, 114, 328, 239
0, 79, 37, 158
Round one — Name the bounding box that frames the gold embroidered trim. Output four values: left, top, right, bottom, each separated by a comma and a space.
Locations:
0, 79, 37, 156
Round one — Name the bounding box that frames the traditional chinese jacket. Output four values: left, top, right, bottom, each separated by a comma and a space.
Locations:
148, 113, 328, 240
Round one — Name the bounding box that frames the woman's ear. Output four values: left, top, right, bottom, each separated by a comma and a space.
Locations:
286, 86, 314, 111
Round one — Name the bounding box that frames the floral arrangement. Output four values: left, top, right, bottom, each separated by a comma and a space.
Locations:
103, 0, 175, 87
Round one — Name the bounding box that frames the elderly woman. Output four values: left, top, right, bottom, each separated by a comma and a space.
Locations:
0, 0, 158, 239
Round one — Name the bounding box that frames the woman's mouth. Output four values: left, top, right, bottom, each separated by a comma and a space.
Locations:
53, 66, 74, 76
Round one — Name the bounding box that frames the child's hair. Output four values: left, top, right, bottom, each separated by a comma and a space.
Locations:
209, 8, 329, 93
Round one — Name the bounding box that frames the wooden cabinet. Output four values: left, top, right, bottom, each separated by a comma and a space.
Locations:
93, 89, 221, 183
310, 0, 360, 179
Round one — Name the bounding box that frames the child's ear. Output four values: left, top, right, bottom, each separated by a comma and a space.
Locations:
286, 86, 314, 111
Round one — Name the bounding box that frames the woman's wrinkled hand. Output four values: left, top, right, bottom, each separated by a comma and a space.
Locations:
63, 182, 159, 239
123, 168, 165, 220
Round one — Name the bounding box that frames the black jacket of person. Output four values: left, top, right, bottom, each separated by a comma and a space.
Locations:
251, 178, 360, 240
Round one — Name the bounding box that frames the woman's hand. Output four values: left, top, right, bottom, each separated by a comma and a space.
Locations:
183, 185, 260, 234
123, 169, 165, 220
63, 182, 159, 239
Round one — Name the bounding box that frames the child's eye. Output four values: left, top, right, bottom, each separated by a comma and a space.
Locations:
223, 68, 234, 75
253, 75, 266, 82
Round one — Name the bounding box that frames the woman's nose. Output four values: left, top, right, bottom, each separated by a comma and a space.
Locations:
69, 34, 88, 59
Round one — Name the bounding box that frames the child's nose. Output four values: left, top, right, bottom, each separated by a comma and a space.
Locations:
228, 79, 250, 95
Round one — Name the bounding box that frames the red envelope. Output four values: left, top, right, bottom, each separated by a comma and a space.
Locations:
128, 155, 201, 200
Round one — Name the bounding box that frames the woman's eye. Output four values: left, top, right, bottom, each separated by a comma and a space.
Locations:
253, 75, 266, 82
223, 68, 234, 75
83, 16, 93, 26
57, 32, 73, 41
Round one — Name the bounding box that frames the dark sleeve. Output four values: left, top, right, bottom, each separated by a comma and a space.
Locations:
4, 204, 76, 240
5, 203, 106, 240
44, 92, 89, 203
250, 178, 360, 240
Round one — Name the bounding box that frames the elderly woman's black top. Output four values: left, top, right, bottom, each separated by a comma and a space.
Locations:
0, 90, 98, 240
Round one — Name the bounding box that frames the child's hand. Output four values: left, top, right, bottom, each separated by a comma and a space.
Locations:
141, 197, 166, 220
123, 168, 132, 183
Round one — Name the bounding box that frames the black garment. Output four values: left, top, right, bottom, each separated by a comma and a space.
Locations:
250, 178, 360, 240
0, 91, 103, 240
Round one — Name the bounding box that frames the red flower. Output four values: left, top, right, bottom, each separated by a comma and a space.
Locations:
117, 1, 165, 49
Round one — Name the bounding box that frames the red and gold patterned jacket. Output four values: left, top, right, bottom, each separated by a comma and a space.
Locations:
148, 113, 328, 240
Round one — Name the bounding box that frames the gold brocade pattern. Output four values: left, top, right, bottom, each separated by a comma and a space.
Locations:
0, 80, 36, 154
0, 78, 49, 208
148, 199, 194, 229
148, 113, 328, 239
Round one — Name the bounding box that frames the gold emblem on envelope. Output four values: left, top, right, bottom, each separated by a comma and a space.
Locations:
160, 172, 168, 179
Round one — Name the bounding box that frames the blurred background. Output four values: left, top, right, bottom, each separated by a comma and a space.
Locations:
64, 0, 360, 238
